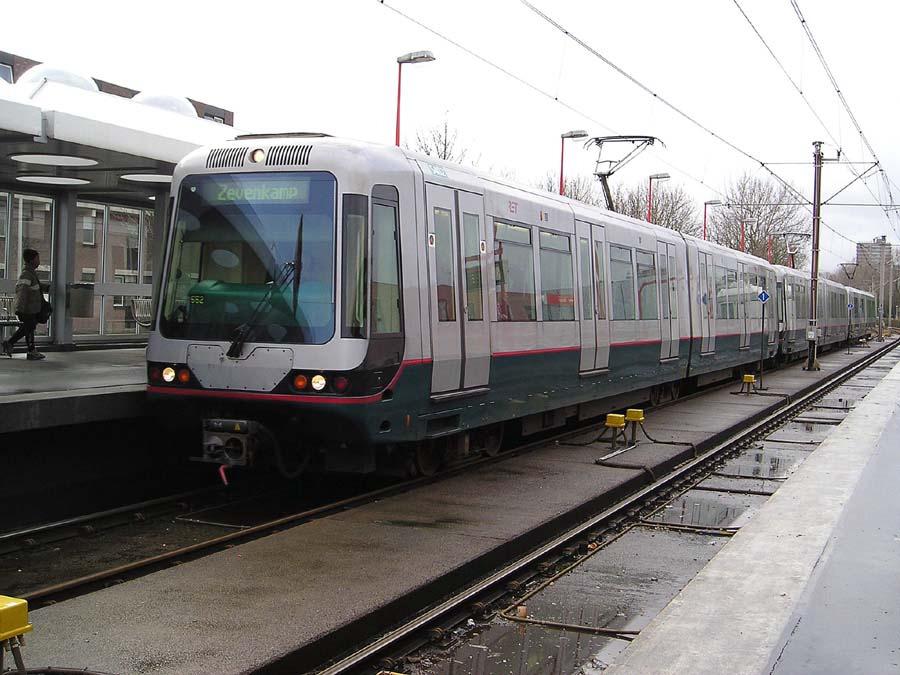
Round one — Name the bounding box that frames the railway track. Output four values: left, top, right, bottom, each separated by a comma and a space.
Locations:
3, 350, 755, 607
311, 338, 899, 674
3, 342, 887, 621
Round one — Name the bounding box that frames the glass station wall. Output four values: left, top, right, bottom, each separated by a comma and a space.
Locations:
73, 201, 154, 337
0, 193, 55, 338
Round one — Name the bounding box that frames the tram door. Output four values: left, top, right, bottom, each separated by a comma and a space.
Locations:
698, 252, 714, 353
738, 263, 751, 349
576, 221, 610, 372
658, 242, 679, 360
426, 183, 491, 394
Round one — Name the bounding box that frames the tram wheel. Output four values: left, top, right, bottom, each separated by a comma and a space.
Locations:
474, 424, 504, 458
411, 441, 443, 477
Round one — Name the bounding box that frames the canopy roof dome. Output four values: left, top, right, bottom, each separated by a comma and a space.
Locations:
132, 92, 197, 117
16, 64, 99, 92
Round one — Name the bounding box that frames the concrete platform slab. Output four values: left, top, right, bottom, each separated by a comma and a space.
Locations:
0, 348, 146, 433
20, 345, 894, 675
606, 352, 900, 675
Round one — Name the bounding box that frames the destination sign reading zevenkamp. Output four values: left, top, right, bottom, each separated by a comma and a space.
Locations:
200, 180, 310, 204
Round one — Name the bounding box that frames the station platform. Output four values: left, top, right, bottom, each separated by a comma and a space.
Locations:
0, 348, 147, 434
17, 344, 898, 674
608, 349, 900, 674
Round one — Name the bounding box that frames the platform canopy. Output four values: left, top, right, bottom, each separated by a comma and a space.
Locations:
0, 65, 238, 203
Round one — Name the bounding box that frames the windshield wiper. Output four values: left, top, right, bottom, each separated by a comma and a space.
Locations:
226, 213, 304, 359
226, 260, 294, 359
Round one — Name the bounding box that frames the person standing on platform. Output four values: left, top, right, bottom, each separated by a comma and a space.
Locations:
2, 248, 46, 360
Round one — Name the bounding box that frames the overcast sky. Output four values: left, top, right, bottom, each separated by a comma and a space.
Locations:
5, 0, 899, 271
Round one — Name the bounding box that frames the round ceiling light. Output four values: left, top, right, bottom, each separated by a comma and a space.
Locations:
120, 174, 172, 184
10, 153, 98, 167
16, 175, 90, 186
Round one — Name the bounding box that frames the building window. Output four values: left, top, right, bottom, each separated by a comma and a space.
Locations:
494, 220, 535, 321
539, 230, 574, 321
609, 245, 635, 321
0, 64, 12, 84
81, 267, 96, 282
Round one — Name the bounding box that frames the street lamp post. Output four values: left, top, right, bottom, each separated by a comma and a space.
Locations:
559, 130, 588, 195
395, 50, 435, 147
647, 173, 670, 223
703, 200, 722, 241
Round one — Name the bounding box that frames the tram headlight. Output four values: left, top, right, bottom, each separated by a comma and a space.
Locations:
249, 148, 266, 164
311, 374, 327, 391
162, 366, 176, 383
292, 373, 309, 391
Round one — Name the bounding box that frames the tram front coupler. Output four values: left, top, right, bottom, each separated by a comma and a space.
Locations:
195, 418, 264, 468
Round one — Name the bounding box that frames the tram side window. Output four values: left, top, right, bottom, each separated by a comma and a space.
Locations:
433, 207, 457, 322
715, 265, 728, 320
699, 259, 710, 318
726, 269, 738, 319
578, 238, 593, 320
539, 231, 575, 321
668, 255, 677, 319
635, 250, 658, 320
659, 254, 670, 320
594, 241, 607, 320
494, 220, 536, 321
462, 213, 483, 321
371, 203, 401, 335
341, 194, 368, 338
609, 245, 635, 321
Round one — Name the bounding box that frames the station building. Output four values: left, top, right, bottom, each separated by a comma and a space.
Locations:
0, 51, 237, 347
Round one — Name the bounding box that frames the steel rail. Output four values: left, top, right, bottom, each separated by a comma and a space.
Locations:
19, 368, 742, 605
317, 339, 898, 674
0, 486, 222, 553
21, 413, 636, 605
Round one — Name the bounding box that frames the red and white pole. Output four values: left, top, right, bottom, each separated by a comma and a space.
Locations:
646, 178, 653, 222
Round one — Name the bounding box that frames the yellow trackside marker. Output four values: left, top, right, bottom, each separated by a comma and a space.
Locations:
605, 413, 626, 429
625, 408, 645, 423
743, 374, 756, 384
0, 596, 32, 641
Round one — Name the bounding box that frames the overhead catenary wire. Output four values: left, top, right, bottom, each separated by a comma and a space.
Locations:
789, 0, 900, 240
517, 0, 864, 248
376, 0, 727, 200
517, 0, 811, 209
380, 1, 857, 252
731, 0, 890, 231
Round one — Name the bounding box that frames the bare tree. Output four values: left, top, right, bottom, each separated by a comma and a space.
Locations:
413, 118, 475, 165
538, 173, 606, 207
612, 182, 701, 236
708, 173, 808, 267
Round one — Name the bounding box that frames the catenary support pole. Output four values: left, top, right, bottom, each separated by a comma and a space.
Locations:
805, 141, 823, 371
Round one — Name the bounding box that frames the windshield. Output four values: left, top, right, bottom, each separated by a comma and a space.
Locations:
160, 171, 336, 344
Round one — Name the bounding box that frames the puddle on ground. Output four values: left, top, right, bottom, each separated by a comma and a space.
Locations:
766, 420, 838, 445
717, 444, 810, 479
415, 621, 610, 675
643, 490, 767, 529
416, 528, 719, 675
